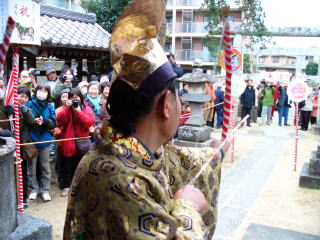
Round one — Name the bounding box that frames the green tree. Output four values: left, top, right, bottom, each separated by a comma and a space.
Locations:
305, 61, 318, 76
243, 54, 251, 73
202, 0, 271, 67
81, 0, 131, 33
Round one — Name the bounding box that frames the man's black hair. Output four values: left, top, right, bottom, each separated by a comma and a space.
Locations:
107, 78, 177, 136
18, 86, 31, 99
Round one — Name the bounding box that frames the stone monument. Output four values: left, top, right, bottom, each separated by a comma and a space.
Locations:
299, 142, 320, 189
0, 137, 52, 240
174, 59, 215, 148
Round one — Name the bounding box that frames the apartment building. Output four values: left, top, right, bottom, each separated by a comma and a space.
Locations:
165, 0, 243, 72
41, 0, 84, 12
255, 47, 320, 75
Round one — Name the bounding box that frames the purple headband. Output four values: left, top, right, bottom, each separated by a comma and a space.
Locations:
139, 61, 177, 99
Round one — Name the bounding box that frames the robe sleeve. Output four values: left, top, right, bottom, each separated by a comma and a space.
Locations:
163, 142, 223, 239
64, 153, 208, 240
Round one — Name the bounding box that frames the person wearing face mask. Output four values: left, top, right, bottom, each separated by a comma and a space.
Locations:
56, 88, 94, 197
17, 87, 35, 208
52, 66, 74, 105
26, 84, 56, 202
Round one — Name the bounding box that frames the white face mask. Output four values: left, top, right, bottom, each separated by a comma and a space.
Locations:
37, 91, 48, 101
0, 89, 5, 99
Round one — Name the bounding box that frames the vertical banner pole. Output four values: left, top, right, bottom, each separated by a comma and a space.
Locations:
294, 102, 299, 172
12, 48, 24, 212
221, 15, 233, 140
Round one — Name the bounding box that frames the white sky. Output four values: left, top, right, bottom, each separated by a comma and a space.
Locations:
261, 0, 320, 48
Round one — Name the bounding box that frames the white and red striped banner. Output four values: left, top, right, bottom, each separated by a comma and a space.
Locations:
294, 103, 299, 171
221, 18, 233, 140
0, 16, 15, 72
10, 48, 24, 212
5, 49, 19, 106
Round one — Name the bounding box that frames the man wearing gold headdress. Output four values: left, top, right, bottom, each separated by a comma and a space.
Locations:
64, 0, 233, 239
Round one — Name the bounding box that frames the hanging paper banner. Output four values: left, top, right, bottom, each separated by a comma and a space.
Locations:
287, 80, 311, 103
1, 0, 40, 45
231, 75, 246, 97
220, 48, 242, 72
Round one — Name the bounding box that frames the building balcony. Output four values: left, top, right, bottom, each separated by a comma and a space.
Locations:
176, 22, 208, 33
167, 0, 174, 6
41, 0, 85, 12
176, 0, 204, 6
175, 50, 216, 62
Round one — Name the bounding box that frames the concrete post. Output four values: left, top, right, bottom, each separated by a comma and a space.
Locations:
0, 137, 17, 239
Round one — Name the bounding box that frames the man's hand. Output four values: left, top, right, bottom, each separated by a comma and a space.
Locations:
173, 185, 208, 213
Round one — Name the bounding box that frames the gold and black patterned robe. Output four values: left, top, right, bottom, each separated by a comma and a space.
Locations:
64, 122, 222, 240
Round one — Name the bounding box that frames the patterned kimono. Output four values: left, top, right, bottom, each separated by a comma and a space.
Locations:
64, 122, 223, 240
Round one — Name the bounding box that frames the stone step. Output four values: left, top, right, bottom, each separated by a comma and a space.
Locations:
7, 213, 52, 240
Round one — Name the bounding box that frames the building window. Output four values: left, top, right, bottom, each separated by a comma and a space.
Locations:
287, 57, 296, 65
305, 56, 314, 61
166, 16, 173, 23
203, 16, 209, 23
202, 43, 209, 52
182, 10, 193, 23
165, 43, 172, 53
272, 56, 280, 63
182, 37, 192, 50
229, 16, 235, 22
259, 57, 266, 63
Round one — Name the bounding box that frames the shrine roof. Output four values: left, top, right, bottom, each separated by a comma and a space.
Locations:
40, 5, 110, 51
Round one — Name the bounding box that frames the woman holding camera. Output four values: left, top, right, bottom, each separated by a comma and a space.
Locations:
56, 88, 95, 197
26, 84, 55, 202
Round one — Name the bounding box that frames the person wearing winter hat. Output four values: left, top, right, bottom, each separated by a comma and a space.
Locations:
46, 69, 58, 93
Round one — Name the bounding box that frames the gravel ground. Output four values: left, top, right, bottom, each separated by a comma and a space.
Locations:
25, 120, 320, 239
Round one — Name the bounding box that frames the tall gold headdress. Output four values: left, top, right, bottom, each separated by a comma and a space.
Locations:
109, 0, 177, 96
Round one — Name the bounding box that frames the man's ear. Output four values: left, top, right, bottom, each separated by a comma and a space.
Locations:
156, 90, 172, 120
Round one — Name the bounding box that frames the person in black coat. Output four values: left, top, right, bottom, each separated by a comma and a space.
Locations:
240, 80, 256, 127
166, 52, 184, 78
212, 85, 224, 128
277, 84, 291, 126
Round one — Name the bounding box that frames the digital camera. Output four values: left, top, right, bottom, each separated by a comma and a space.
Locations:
72, 99, 80, 108
30, 69, 40, 76
63, 75, 73, 81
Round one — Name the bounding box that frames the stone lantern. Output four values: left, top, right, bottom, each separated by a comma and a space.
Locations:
174, 59, 215, 148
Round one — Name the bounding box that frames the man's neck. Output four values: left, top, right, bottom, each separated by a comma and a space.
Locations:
134, 117, 165, 153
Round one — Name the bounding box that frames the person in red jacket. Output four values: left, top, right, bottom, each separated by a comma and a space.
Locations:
56, 88, 95, 197
271, 81, 280, 119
